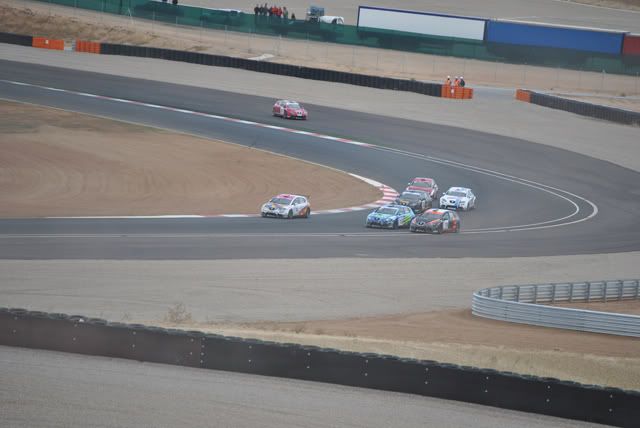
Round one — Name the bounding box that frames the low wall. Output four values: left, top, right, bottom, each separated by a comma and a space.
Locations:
516, 89, 640, 126
0, 307, 638, 427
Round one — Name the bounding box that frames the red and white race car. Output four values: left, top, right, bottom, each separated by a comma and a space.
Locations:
260, 194, 311, 219
405, 177, 439, 199
273, 100, 308, 120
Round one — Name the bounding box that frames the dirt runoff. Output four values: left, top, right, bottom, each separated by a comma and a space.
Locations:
161, 307, 640, 390
0, 100, 379, 217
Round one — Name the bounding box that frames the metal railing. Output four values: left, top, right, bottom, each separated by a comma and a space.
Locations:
472, 279, 640, 337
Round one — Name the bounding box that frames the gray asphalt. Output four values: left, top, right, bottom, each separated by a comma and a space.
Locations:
0, 346, 608, 428
1, 60, 639, 259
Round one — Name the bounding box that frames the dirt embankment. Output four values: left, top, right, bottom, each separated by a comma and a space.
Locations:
0, 100, 379, 217
161, 306, 640, 390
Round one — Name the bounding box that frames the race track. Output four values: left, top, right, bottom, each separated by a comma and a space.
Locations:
1, 60, 640, 259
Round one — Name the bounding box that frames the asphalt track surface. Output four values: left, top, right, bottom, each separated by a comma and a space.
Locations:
1, 60, 640, 259
0, 346, 606, 428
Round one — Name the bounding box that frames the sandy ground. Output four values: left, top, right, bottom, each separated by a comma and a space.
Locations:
3, 0, 640, 99
0, 100, 379, 216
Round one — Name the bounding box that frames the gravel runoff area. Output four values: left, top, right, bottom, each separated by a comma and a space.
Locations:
0, 100, 379, 216
3, 0, 640, 100
2, 44, 640, 174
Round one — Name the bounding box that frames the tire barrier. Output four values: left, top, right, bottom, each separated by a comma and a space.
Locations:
441, 85, 473, 99
32, 37, 65, 50
0, 307, 638, 427
75, 40, 101, 54
99, 42, 444, 97
473, 279, 640, 337
515, 89, 640, 126
0, 31, 33, 47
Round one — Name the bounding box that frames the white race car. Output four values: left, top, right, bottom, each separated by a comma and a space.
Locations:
261, 194, 311, 219
439, 187, 476, 211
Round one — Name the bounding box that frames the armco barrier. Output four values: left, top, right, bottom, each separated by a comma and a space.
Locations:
0, 307, 638, 426
472, 279, 640, 337
32, 37, 65, 50
515, 89, 640, 126
98, 42, 443, 97
0, 31, 33, 46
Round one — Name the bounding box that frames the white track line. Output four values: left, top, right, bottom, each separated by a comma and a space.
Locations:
0, 79, 598, 233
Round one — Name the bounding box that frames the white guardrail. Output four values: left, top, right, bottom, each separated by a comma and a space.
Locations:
472, 279, 640, 337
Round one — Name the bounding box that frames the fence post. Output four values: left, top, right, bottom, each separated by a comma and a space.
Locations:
551, 284, 556, 304
600, 69, 605, 91
499, 286, 503, 300
619, 280, 624, 301
569, 282, 574, 302
586, 281, 591, 302
604, 281, 608, 302
515, 285, 520, 302
533, 284, 538, 304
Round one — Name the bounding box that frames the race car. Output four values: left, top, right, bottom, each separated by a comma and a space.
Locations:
410, 209, 461, 234
260, 194, 311, 219
394, 190, 432, 214
405, 177, 439, 199
365, 204, 415, 229
273, 100, 308, 120
439, 187, 476, 211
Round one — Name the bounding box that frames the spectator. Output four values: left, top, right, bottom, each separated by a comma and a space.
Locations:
283, 6, 288, 19
254, 4, 259, 14
291, 12, 296, 20
444, 75, 451, 86
459, 76, 466, 87
453, 76, 460, 87
172, 0, 178, 4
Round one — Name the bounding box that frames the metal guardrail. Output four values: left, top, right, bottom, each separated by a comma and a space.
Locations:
472, 279, 640, 337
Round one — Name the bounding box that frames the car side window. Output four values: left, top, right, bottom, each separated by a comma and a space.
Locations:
443, 213, 450, 221
293, 198, 301, 205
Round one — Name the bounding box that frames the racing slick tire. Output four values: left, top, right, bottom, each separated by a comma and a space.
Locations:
303, 207, 310, 218
437, 224, 443, 234
287, 210, 293, 219
392, 220, 398, 230
261, 212, 266, 218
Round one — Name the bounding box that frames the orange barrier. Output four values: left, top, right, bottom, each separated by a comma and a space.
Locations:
441, 85, 473, 100
515, 89, 531, 103
32, 37, 64, 50
76, 40, 101, 54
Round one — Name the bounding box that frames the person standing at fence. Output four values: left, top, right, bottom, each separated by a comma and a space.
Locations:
445, 75, 451, 86
459, 76, 466, 87
453, 76, 460, 87
291, 12, 296, 20
283, 6, 289, 20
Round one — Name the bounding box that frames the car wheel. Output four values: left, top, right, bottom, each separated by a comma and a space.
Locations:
437, 224, 443, 234
392, 220, 398, 230
304, 207, 310, 218
261, 212, 266, 218
287, 210, 293, 219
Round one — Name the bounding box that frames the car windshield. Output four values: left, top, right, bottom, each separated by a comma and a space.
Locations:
400, 192, 420, 200
270, 197, 292, 205
418, 213, 442, 221
447, 191, 466, 197
410, 182, 432, 188
287, 103, 301, 109
375, 207, 398, 215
